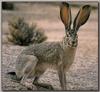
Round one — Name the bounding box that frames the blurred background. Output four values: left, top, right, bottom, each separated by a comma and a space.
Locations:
2, 2, 98, 42
2, 2, 98, 91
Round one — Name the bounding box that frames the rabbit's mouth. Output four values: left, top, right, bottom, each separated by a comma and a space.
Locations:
68, 42, 77, 48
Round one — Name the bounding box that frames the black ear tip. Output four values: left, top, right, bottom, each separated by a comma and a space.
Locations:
82, 5, 91, 9
62, 2, 70, 7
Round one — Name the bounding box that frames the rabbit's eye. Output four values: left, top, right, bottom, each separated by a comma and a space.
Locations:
67, 35, 69, 37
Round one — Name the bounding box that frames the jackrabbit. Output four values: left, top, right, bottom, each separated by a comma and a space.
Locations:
8, 2, 91, 90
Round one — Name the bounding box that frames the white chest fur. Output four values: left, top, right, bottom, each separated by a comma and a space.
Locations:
63, 47, 77, 70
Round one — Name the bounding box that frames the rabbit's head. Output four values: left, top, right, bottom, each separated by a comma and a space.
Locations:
60, 2, 91, 47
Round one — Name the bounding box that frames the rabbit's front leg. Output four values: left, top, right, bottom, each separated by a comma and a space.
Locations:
58, 65, 66, 90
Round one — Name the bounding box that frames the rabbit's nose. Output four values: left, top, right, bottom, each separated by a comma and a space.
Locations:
72, 41, 75, 44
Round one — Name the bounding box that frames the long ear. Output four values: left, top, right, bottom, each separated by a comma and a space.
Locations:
60, 2, 72, 30
73, 5, 91, 32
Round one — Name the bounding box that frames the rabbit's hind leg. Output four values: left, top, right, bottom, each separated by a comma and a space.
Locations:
33, 65, 54, 90
20, 55, 38, 90
33, 76, 54, 90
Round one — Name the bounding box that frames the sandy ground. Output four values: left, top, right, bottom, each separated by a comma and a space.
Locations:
1, 3, 98, 91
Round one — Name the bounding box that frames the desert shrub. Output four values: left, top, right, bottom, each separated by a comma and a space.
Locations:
2, 2, 14, 10
8, 17, 47, 46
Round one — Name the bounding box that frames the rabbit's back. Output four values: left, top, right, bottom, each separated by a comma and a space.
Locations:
21, 42, 63, 64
